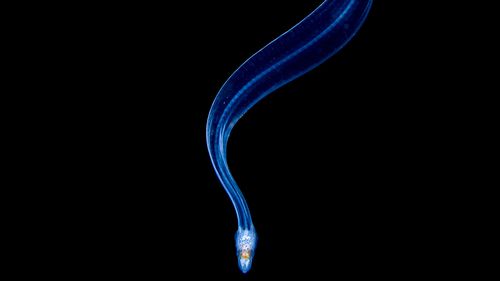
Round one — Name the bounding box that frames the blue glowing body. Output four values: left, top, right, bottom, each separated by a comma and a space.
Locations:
206, 0, 372, 273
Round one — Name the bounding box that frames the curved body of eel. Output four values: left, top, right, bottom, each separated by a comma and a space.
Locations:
206, 0, 372, 273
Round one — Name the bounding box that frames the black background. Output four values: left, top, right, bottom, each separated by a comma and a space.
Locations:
24, 0, 489, 279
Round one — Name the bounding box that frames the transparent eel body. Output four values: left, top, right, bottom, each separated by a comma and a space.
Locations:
206, 0, 372, 273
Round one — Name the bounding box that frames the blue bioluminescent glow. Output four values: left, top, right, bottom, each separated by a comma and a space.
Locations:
206, 0, 372, 273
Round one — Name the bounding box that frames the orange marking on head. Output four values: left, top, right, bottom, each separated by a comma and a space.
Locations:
241, 251, 250, 259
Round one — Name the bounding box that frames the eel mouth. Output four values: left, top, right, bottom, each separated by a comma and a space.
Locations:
238, 249, 253, 273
